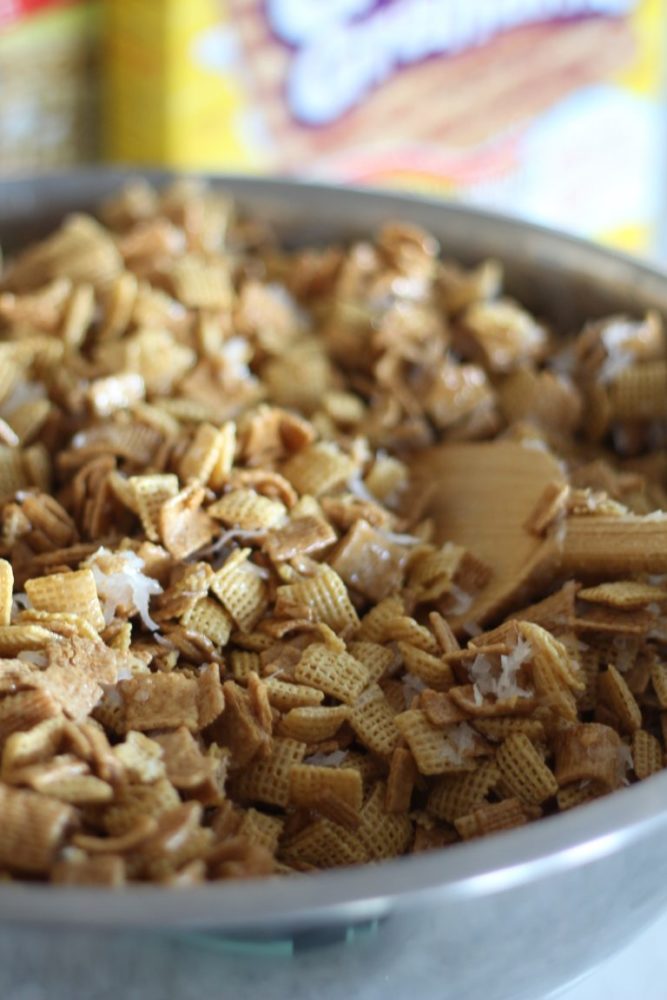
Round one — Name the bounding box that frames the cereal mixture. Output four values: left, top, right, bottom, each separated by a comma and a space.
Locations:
0, 179, 666, 887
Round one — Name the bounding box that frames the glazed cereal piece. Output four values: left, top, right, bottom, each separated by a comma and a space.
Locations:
650, 661, 667, 709
631, 730, 662, 780
25, 569, 105, 631
455, 798, 531, 840
263, 677, 325, 712
282, 443, 357, 498
419, 690, 467, 727
0, 689, 61, 744
347, 641, 396, 683
357, 783, 413, 860
329, 519, 408, 602
0, 560, 13, 627
457, 299, 548, 373
562, 515, 667, 578
427, 761, 501, 823
289, 763, 363, 815
578, 580, 667, 610
236, 809, 284, 856
210, 549, 267, 632
214, 681, 271, 770
208, 489, 286, 532
159, 485, 216, 560
232, 737, 307, 808
395, 710, 475, 775
294, 644, 369, 705
33, 638, 120, 721
498, 367, 582, 435
1, 717, 66, 777
597, 666, 642, 734
279, 705, 349, 743
181, 598, 233, 649
111, 731, 164, 784
554, 723, 622, 792
153, 726, 230, 806
262, 515, 336, 563
0, 785, 76, 874
398, 643, 455, 690
496, 733, 558, 805
350, 685, 401, 758
4, 215, 122, 292
274, 565, 359, 633
385, 747, 418, 813
120, 673, 199, 733
130, 474, 179, 542
280, 816, 368, 869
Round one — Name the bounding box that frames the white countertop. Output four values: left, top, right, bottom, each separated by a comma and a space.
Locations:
556, 906, 667, 1000
1, 904, 667, 1000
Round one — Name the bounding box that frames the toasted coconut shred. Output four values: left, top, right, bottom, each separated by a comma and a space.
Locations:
0, 180, 666, 885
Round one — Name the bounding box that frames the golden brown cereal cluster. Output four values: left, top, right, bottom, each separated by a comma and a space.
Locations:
0, 179, 666, 886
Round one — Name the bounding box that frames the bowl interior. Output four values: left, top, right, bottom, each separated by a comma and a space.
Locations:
2, 168, 667, 931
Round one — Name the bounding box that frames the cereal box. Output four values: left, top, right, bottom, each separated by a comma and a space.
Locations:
105, 0, 667, 255
0, 0, 100, 173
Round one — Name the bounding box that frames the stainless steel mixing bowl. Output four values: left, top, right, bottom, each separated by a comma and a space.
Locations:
2, 169, 667, 1000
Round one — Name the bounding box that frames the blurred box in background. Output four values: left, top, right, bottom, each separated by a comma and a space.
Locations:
0, 0, 100, 172
106, 1, 666, 256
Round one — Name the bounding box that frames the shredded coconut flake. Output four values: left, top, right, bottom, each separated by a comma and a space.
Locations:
153, 632, 177, 649
554, 518, 567, 549
599, 321, 636, 384
643, 510, 667, 522
221, 336, 253, 382
448, 722, 477, 755
17, 650, 47, 667
470, 638, 533, 701
448, 584, 473, 616
244, 561, 270, 580
346, 475, 377, 503
402, 672, 426, 707
617, 744, 634, 786
521, 438, 549, 453
379, 529, 422, 547
194, 527, 265, 561
60, 846, 84, 863
87, 547, 163, 631
612, 637, 638, 674
268, 282, 310, 331
71, 431, 88, 449
0, 380, 47, 418
101, 685, 123, 708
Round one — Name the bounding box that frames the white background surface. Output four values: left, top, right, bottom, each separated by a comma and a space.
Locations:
2, 907, 667, 1000
556, 906, 667, 1000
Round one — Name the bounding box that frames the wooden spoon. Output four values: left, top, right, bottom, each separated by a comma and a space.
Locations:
410, 440, 566, 627
411, 439, 667, 630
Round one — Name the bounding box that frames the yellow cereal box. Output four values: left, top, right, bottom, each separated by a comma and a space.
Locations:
105, 0, 667, 255
0, 0, 100, 173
